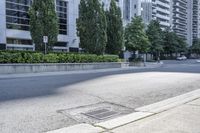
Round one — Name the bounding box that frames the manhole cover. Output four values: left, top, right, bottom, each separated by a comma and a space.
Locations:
58, 102, 134, 124
84, 109, 119, 120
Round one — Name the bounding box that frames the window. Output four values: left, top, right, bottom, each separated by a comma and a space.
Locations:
7, 38, 32, 45
6, 0, 31, 31
54, 42, 68, 47
56, 0, 68, 35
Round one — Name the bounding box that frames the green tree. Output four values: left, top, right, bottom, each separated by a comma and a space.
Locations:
146, 20, 163, 60
124, 16, 150, 54
163, 29, 178, 56
163, 28, 187, 57
29, 0, 59, 52
176, 37, 187, 53
77, 0, 107, 55
106, 0, 124, 55
191, 39, 200, 56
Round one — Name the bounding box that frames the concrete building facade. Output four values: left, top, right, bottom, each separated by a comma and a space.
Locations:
141, 0, 153, 26
0, 0, 80, 51
171, 0, 190, 45
0, 0, 141, 51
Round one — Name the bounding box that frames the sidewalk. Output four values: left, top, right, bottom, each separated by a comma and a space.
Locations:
109, 98, 200, 133
47, 89, 200, 133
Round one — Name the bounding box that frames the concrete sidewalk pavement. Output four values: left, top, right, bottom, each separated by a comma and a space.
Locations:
47, 89, 200, 133
109, 98, 200, 133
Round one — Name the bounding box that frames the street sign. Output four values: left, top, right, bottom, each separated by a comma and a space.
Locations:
43, 36, 48, 54
43, 36, 48, 43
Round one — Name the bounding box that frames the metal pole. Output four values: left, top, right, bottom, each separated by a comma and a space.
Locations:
45, 42, 47, 55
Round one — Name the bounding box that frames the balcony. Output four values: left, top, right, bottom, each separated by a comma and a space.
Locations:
156, 1, 170, 9
159, 21, 170, 27
156, 14, 170, 21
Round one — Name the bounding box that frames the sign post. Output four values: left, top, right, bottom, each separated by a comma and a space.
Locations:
43, 36, 48, 54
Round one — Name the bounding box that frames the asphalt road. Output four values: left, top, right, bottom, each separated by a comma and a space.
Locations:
0, 60, 200, 133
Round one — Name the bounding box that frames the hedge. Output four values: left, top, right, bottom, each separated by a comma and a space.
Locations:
0, 51, 119, 63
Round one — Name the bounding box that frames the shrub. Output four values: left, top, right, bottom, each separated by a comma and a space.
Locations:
0, 51, 119, 63
44, 53, 59, 63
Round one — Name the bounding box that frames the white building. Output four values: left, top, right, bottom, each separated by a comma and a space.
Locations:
0, 0, 79, 51
171, 0, 189, 44
140, 0, 171, 29
102, 0, 142, 25
153, 0, 171, 29
141, 0, 153, 26
170, 0, 200, 46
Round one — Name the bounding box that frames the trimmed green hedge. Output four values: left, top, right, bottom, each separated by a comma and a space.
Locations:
0, 51, 119, 63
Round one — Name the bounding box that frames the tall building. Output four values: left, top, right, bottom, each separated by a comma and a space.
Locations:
122, 0, 142, 25
140, 0, 171, 29
152, 0, 171, 29
141, 0, 153, 26
102, 0, 142, 25
171, 0, 188, 41
0, 0, 79, 51
192, 0, 198, 41
198, 0, 200, 39
170, 0, 200, 46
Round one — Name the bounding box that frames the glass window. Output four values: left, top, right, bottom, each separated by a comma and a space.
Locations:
56, 0, 68, 35
7, 38, 32, 45
6, 0, 31, 31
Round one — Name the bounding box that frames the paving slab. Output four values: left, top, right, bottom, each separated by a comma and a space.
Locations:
111, 104, 200, 133
46, 124, 103, 133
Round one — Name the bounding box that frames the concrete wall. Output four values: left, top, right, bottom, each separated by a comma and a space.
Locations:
0, 63, 125, 74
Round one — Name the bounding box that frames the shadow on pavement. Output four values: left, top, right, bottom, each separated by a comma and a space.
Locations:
0, 61, 199, 103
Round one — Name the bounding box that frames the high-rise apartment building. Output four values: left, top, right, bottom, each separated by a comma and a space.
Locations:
170, 0, 200, 46
152, 0, 171, 29
192, 0, 200, 44
171, 0, 188, 38
122, 0, 142, 25
192, 0, 198, 40
141, 0, 153, 26
197, 0, 200, 39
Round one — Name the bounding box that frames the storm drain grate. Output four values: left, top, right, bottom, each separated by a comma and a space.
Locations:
83, 109, 120, 120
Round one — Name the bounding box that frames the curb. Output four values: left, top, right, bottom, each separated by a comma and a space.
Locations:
46, 89, 200, 133
96, 89, 200, 130
135, 89, 200, 113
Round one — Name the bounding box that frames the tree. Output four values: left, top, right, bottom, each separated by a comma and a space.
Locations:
163, 29, 178, 56
163, 28, 187, 57
105, 0, 124, 55
191, 39, 200, 56
124, 16, 150, 55
29, 0, 59, 52
176, 37, 187, 53
77, 0, 107, 55
146, 20, 163, 60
